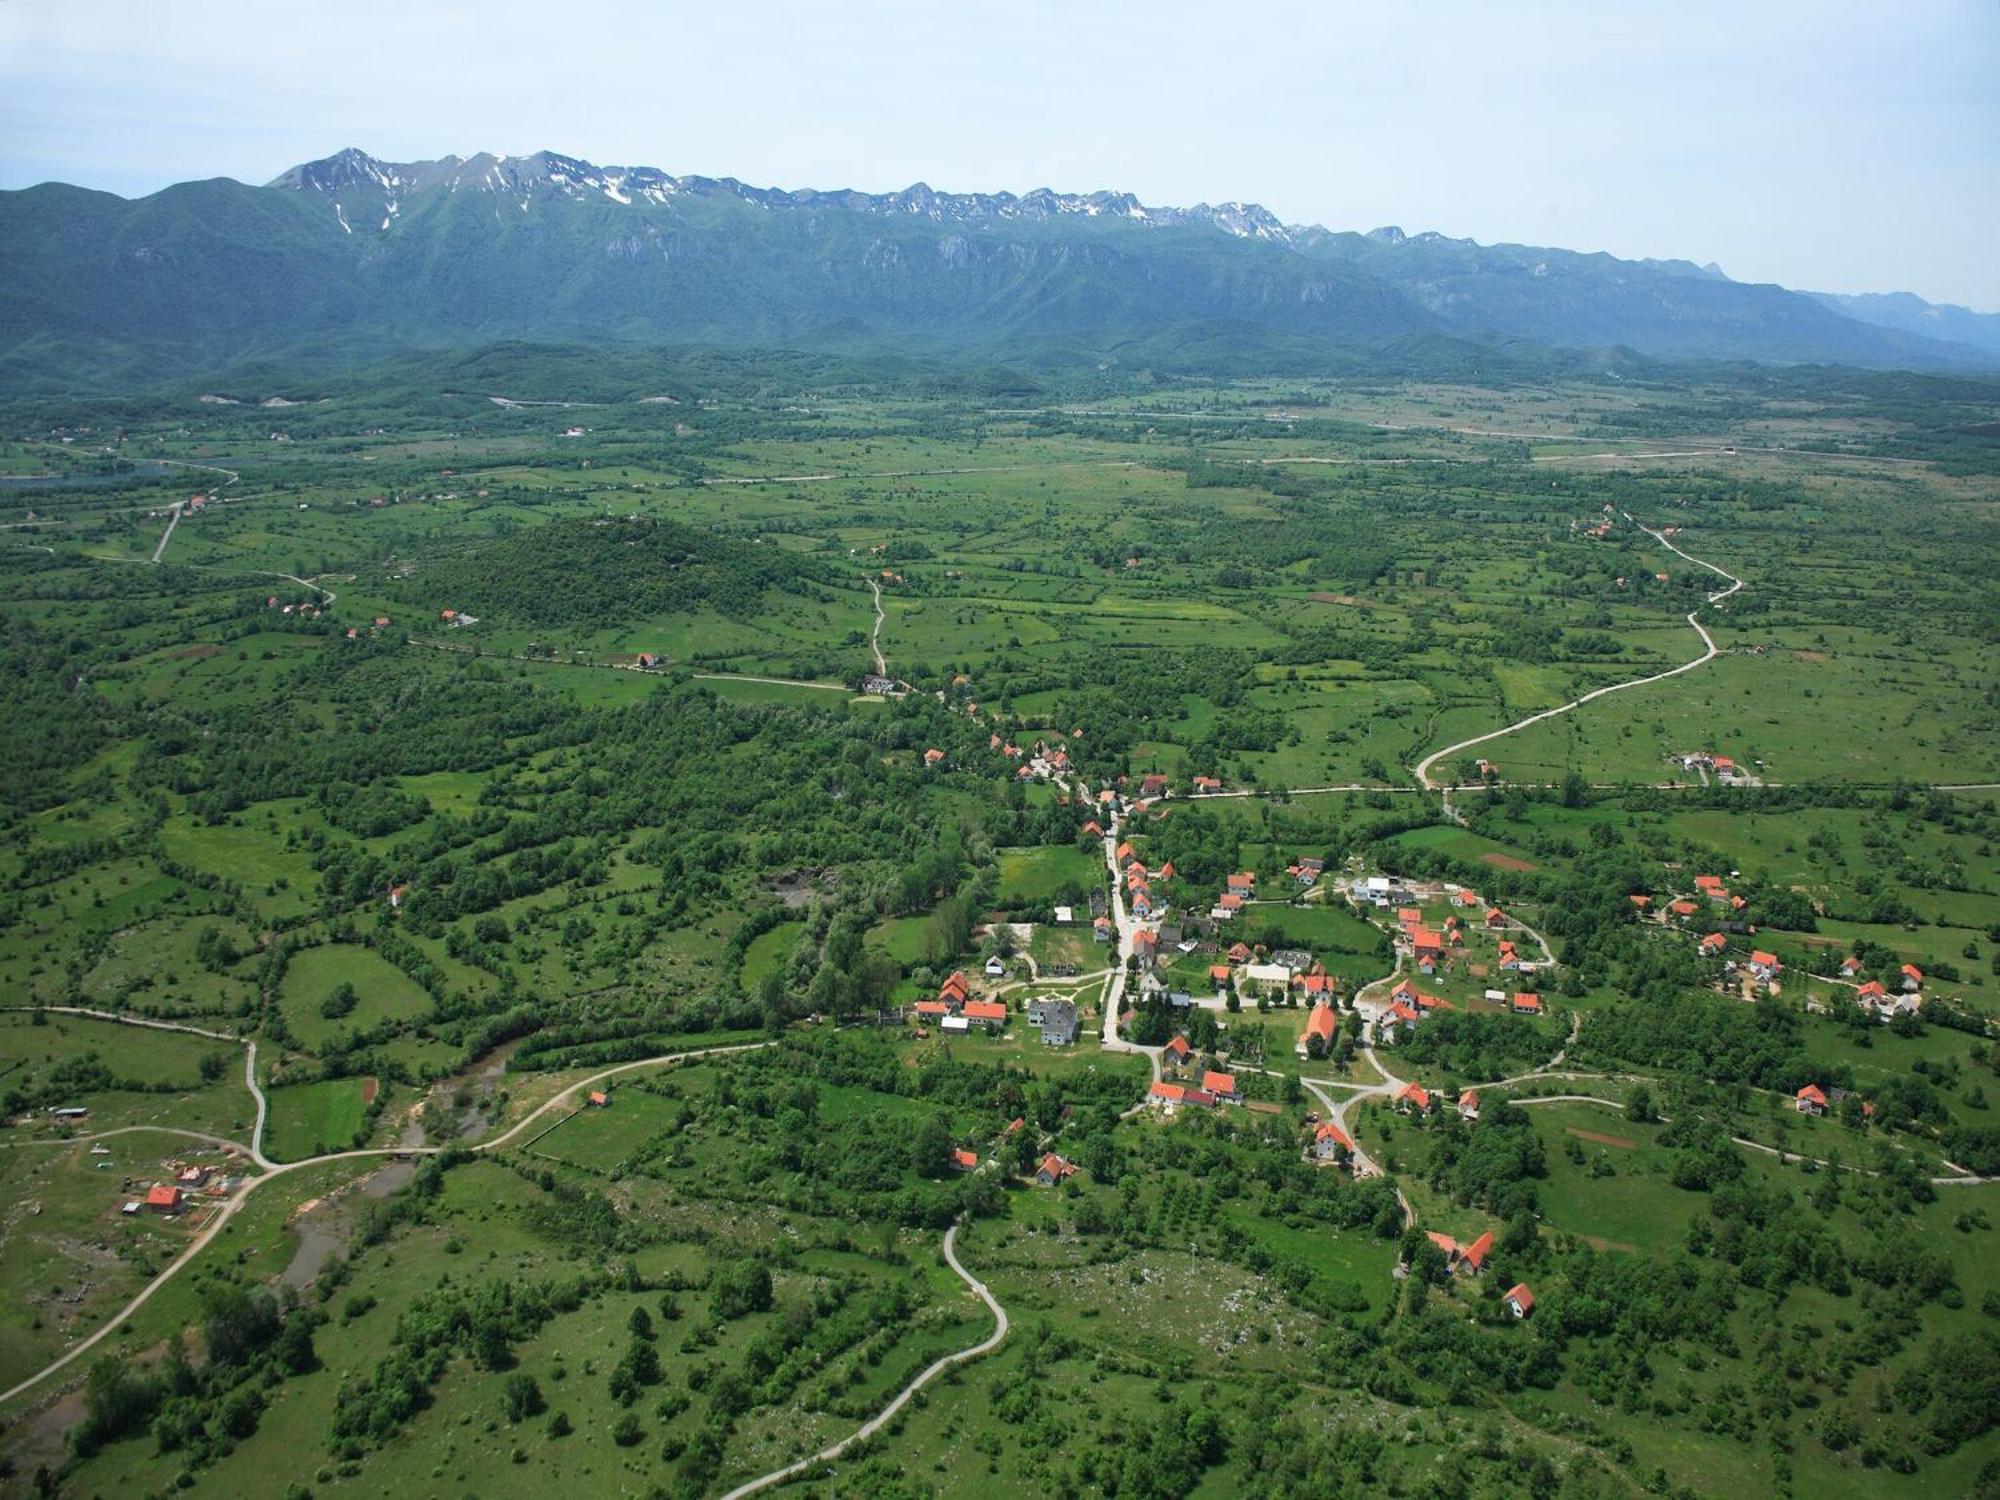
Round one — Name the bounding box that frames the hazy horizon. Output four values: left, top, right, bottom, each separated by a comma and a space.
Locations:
3, 0, 1996, 311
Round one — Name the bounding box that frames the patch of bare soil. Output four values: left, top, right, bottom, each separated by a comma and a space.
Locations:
1567, 1127, 1636, 1149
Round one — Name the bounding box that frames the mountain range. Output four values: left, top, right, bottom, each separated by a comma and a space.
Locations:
1, 146, 1993, 392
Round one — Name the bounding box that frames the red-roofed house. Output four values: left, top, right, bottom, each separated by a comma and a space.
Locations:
1395, 1082, 1434, 1114
1383, 999, 1422, 1035
1193, 775, 1222, 793
939, 972, 971, 1004
587, 1090, 609, 1108
1227, 872, 1255, 893
1857, 980, 1887, 1004
1083, 820, 1103, 837
1313, 1120, 1355, 1162
1116, 841, 1135, 864
1209, 963, 1233, 986
1397, 907, 1424, 928
1217, 893, 1244, 915
924, 748, 946, 766
1156, 861, 1176, 881
1699, 932, 1728, 956
1140, 773, 1168, 799
963, 1001, 1009, 1028
1453, 889, 1481, 908
1458, 1230, 1495, 1275
1669, 899, 1698, 919
950, 1148, 979, 1172
1750, 951, 1782, 981
1902, 964, 1924, 992
1458, 1089, 1481, 1120
1034, 1153, 1078, 1185
1164, 1035, 1191, 1064
1503, 1283, 1536, 1318
1796, 1084, 1829, 1116
1297, 1001, 1338, 1057
1840, 955, 1864, 977
1485, 907, 1507, 929
146, 1184, 182, 1212
1511, 993, 1542, 1015
1629, 894, 1651, 910
1201, 1070, 1239, 1103
1226, 942, 1252, 964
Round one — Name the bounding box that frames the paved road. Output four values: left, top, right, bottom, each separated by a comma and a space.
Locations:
718, 1219, 1008, 1499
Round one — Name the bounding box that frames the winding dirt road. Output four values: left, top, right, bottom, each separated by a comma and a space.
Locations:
1413, 513, 1743, 813
717, 1219, 1007, 1499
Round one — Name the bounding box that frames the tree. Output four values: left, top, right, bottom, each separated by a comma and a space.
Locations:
503, 1373, 546, 1422
1626, 1084, 1657, 1123
912, 1113, 955, 1178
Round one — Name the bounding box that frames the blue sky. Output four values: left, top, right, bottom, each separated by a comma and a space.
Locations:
3, 0, 1995, 307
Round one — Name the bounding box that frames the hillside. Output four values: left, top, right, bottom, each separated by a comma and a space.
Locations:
1, 147, 1993, 391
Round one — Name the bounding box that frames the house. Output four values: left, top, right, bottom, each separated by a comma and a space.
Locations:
1130, 890, 1155, 919
1053, 905, 1075, 926
1312, 1120, 1355, 1162
1382, 1000, 1422, 1037
587, 1090, 610, 1108
1397, 906, 1424, 929
1669, 899, 1699, 919
1496, 940, 1523, 971
1458, 1089, 1481, 1121
1476, 758, 1499, 778
1902, 964, 1924, 992
1116, 841, 1135, 864
923, 748, 946, 766
1699, 932, 1728, 957
1214, 893, 1244, 918
388, 883, 408, 909
1395, 1082, 1434, 1114
1163, 1034, 1192, 1067
950, 1148, 979, 1172
1243, 961, 1290, 994
1298, 1001, 1338, 1057
939, 972, 971, 1005
1027, 997, 1080, 1046
1298, 971, 1336, 999
1453, 889, 1481, 909
1034, 1153, 1079, 1185
963, 1001, 1009, 1030
145, 1184, 182, 1213
1139, 773, 1169, 799
1749, 950, 1782, 982
1511, 993, 1542, 1015
1503, 1284, 1536, 1319
1629, 894, 1651, 911
1150, 1081, 1215, 1113
941, 1014, 971, 1033
1840, 955, 1864, 978
1156, 862, 1176, 882
1133, 928, 1159, 962
1226, 941, 1252, 965
1457, 1230, 1494, 1275
1227, 872, 1256, 894
1202, 1070, 1240, 1103
1796, 1084, 1829, 1116
1082, 820, 1103, 837
984, 956, 1007, 978
1485, 907, 1507, 929
1694, 873, 1727, 902
1856, 979, 1888, 1005
1093, 916, 1113, 943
